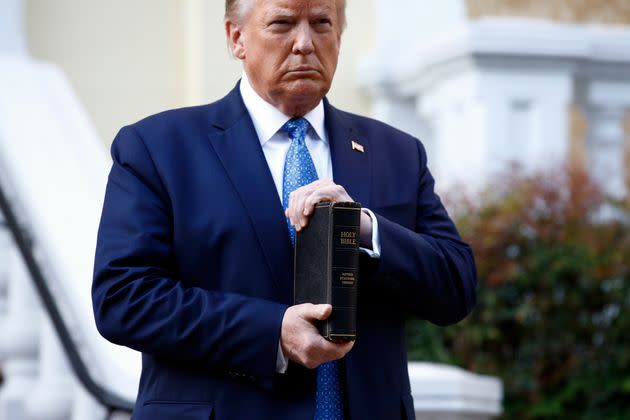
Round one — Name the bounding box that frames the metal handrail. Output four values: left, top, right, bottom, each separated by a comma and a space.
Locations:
0, 179, 134, 417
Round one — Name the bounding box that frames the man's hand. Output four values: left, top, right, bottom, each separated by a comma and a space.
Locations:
284, 180, 372, 246
280, 303, 354, 369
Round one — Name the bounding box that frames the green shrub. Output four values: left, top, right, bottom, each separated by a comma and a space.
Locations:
407, 165, 630, 419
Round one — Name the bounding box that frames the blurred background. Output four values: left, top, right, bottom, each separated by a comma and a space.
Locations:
1, 0, 630, 419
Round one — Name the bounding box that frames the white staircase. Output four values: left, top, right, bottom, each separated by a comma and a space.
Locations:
0, 1, 140, 418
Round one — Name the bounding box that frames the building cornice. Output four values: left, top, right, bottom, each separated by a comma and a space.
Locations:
360, 18, 630, 98
466, 0, 630, 26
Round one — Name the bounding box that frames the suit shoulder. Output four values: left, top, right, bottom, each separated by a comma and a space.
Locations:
128, 102, 214, 137
113, 92, 240, 152
136, 103, 210, 126
129, 86, 242, 134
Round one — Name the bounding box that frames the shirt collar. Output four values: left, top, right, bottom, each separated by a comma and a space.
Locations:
239, 72, 327, 146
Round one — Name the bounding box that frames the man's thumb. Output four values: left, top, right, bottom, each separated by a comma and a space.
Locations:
308, 304, 332, 321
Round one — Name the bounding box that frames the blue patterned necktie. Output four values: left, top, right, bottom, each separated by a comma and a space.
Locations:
281, 117, 345, 420
281, 117, 319, 245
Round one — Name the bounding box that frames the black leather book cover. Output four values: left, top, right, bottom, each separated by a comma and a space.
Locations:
294, 201, 361, 341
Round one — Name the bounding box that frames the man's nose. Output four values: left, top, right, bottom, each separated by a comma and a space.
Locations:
292, 21, 315, 55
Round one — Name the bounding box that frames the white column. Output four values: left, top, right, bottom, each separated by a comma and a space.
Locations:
0, 243, 40, 420
475, 70, 573, 178
24, 314, 73, 420
417, 71, 490, 191
0, 0, 27, 56
583, 81, 630, 199
585, 106, 628, 198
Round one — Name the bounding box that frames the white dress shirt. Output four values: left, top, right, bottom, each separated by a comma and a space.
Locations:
239, 73, 381, 372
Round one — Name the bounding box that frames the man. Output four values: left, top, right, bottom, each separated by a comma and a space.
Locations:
92, 0, 476, 419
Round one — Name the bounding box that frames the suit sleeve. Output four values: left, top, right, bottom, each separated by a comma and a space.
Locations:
372, 139, 477, 326
92, 126, 287, 390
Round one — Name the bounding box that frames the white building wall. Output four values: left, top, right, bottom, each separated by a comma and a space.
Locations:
363, 2, 630, 193
26, 0, 190, 143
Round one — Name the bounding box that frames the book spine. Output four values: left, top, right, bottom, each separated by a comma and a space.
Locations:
325, 206, 360, 340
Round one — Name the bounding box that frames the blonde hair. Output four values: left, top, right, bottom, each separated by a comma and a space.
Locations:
225, 0, 347, 30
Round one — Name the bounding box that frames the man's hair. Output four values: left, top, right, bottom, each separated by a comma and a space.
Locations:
225, 0, 347, 31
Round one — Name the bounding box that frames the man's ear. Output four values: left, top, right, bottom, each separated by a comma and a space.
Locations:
225, 19, 246, 60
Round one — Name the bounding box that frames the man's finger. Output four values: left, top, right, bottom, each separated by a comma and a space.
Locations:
287, 188, 309, 230
316, 336, 355, 360
287, 181, 354, 231
294, 190, 312, 229
298, 303, 332, 321
310, 185, 351, 205
300, 188, 346, 219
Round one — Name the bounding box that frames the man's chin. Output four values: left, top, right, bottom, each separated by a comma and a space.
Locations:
285, 79, 328, 99
279, 94, 327, 116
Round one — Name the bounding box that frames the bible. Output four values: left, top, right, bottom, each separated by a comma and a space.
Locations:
294, 201, 361, 341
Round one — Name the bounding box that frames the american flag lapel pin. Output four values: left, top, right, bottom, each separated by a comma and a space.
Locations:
351, 140, 365, 153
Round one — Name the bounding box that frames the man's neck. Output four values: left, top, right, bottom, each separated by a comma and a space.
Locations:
239, 73, 327, 146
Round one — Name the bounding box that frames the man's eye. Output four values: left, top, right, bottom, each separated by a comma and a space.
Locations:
270, 20, 291, 26
313, 19, 332, 26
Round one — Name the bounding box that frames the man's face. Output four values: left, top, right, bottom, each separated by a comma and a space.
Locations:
228, 0, 342, 116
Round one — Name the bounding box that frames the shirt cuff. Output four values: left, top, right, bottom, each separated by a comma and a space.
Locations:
359, 208, 381, 259
276, 340, 289, 373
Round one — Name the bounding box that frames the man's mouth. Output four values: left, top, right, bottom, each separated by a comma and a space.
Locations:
288, 66, 320, 74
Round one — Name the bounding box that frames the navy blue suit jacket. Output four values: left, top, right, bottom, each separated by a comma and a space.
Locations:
92, 83, 476, 420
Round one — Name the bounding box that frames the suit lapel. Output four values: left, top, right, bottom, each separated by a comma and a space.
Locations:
325, 101, 372, 209
207, 85, 293, 302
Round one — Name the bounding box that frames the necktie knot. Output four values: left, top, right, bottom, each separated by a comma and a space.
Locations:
281, 117, 310, 143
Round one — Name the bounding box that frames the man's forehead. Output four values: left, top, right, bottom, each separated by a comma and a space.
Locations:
254, 0, 336, 14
